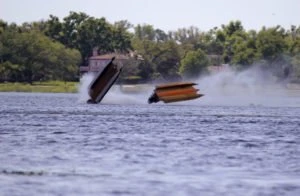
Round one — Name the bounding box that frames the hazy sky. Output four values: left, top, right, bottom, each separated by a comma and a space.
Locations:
1, 0, 299, 31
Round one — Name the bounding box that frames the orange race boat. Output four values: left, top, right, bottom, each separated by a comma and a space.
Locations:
148, 82, 204, 104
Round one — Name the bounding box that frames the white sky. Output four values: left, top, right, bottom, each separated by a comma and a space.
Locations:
1, 0, 299, 32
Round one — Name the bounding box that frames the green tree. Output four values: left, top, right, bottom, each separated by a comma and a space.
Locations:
220, 21, 246, 63
0, 61, 22, 82
180, 49, 209, 79
131, 37, 157, 81
171, 26, 202, 45
221, 20, 244, 37
134, 24, 156, 40
256, 26, 287, 61
230, 31, 257, 68
131, 25, 167, 81
154, 41, 181, 81
45, 12, 132, 66
61, 11, 89, 48
198, 27, 224, 55
286, 25, 300, 56
291, 54, 300, 81
111, 20, 133, 52
0, 28, 81, 82
54, 45, 81, 81
76, 17, 113, 62
0, 19, 8, 34
45, 15, 64, 42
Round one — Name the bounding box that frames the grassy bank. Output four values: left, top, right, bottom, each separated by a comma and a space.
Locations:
0, 81, 78, 93
0, 81, 152, 94
1, 81, 300, 94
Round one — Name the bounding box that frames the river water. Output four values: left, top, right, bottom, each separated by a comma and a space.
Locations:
0, 88, 299, 196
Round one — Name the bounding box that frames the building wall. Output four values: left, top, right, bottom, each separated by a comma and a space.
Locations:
79, 52, 129, 75
89, 59, 110, 72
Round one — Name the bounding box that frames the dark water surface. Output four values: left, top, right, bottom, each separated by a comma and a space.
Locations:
0, 92, 299, 196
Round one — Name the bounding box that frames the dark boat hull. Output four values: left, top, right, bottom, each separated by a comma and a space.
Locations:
87, 57, 123, 104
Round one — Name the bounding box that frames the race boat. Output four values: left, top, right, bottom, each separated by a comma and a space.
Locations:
87, 57, 123, 104
148, 82, 204, 104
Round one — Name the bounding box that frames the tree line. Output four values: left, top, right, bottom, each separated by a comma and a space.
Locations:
0, 11, 300, 83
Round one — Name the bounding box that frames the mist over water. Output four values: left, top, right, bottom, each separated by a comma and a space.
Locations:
102, 86, 151, 105
78, 73, 153, 105
78, 66, 300, 107
77, 73, 95, 103
195, 66, 300, 107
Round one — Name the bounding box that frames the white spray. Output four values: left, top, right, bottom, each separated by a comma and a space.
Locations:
77, 66, 300, 107
77, 73, 95, 103
194, 65, 300, 107
77, 73, 153, 105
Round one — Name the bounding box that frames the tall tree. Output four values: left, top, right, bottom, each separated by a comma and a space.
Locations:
256, 26, 287, 61
154, 41, 181, 81
0, 28, 81, 82
180, 49, 209, 79
45, 12, 132, 65
112, 20, 133, 52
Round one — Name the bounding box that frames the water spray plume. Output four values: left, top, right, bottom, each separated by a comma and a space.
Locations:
77, 73, 94, 103
195, 65, 300, 107
78, 73, 152, 105
78, 65, 300, 107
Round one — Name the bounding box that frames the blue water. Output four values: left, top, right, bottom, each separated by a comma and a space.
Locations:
0, 92, 299, 196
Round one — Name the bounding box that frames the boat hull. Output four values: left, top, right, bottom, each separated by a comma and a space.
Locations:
148, 82, 204, 104
87, 57, 123, 104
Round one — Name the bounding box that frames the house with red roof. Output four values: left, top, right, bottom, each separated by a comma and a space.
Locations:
79, 48, 130, 75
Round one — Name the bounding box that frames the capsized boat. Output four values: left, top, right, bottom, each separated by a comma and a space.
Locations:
148, 82, 204, 104
87, 57, 123, 104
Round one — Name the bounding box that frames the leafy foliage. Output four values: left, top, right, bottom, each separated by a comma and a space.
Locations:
0, 25, 81, 82
180, 49, 209, 79
1, 13, 300, 83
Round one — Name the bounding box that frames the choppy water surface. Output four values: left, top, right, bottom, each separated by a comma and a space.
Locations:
0, 92, 299, 196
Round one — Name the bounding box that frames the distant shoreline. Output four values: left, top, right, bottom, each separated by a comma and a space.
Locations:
0, 82, 300, 94
0, 81, 78, 93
